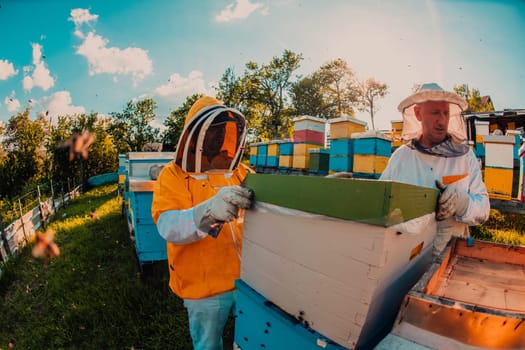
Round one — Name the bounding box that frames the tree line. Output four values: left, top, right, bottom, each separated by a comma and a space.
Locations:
0, 49, 492, 208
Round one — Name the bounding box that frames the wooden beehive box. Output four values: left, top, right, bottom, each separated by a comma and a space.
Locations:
483, 135, 515, 199
128, 177, 167, 267
378, 238, 525, 349
328, 115, 367, 140
241, 174, 439, 349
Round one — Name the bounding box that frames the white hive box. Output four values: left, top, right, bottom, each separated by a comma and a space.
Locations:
240, 174, 439, 349
127, 152, 175, 178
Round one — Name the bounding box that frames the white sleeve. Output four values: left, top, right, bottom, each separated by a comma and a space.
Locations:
457, 152, 490, 226
156, 208, 208, 244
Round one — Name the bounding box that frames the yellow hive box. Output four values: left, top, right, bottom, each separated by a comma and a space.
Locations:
391, 120, 403, 133
353, 154, 389, 174
484, 167, 513, 200
293, 143, 321, 156
279, 155, 293, 168
329, 116, 367, 140
268, 142, 280, 156
249, 145, 258, 156
292, 155, 310, 169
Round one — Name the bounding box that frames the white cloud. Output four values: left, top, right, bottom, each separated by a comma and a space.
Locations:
69, 8, 98, 38
75, 31, 153, 85
154, 70, 210, 98
22, 43, 55, 92
41, 91, 85, 118
4, 95, 20, 112
0, 59, 18, 80
69, 8, 152, 85
215, 0, 267, 22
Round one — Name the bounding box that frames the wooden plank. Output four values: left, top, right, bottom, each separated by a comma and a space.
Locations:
454, 239, 525, 265
245, 174, 438, 226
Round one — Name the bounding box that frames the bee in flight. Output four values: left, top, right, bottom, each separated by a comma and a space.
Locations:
32, 228, 60, 260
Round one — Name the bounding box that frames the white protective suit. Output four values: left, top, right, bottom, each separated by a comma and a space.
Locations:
380, 145, 490, 255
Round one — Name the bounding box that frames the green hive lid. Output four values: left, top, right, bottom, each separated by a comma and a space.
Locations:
245, 174, 438, 226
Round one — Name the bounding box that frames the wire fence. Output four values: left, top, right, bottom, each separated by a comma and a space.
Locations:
0, 178, 82, 271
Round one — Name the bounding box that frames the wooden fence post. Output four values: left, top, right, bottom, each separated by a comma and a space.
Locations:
18, 199, 28, 242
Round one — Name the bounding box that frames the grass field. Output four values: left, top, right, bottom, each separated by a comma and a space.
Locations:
0, 184, 234, 349
0, 183, 523, 349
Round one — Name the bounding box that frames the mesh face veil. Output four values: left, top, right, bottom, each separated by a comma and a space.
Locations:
175, 104, 247, 173
398, 83, 469, 143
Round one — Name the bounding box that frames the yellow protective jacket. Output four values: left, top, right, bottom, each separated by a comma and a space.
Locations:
151, 96, 253, 299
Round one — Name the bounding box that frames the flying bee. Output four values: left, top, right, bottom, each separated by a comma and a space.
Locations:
32, 228, 60, 259
60, 130, 95, 161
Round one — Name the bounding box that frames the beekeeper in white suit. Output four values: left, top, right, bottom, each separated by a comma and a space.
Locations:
380, 83, 490, 256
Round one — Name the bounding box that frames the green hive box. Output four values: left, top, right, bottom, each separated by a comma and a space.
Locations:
245, 173, 438, 226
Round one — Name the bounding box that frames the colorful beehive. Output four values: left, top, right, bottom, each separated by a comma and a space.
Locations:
390, 120, 404, 149
293, 115, 326, 145
378, 238, 525, 350
278, 141, 295, 169
483, 135, 515, 200
519, 141, 525, 201
292, 143, 320, 169
308, 148, 329, 174
266, 140, 282, 168
256, 143, 268, 168
472, 121, 490, 159
328, 115, 367, 140
329, 138, 354, 172
352, 131, 392, 179
238, 174, 439, 349
126, 152, 174, 270
249, 144, 258, 167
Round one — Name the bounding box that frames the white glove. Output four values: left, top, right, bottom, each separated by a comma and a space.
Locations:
193, 186, 254, 237
435, 181, 470, 221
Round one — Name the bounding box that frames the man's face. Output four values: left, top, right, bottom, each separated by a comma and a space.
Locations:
414, 101, 450, 147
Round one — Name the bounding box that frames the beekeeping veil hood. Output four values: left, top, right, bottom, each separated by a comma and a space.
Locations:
175, 96, 247, 173
398, 83, 469, 143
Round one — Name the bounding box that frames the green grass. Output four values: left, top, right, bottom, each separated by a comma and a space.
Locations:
470, 208, 525, 245
0, 184, 234, 349
0, 184, 523, 349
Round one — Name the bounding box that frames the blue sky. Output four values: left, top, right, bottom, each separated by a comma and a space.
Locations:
0, 0, 524, 131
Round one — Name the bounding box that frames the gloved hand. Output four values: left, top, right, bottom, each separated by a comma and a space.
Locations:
193, 186, 254, 237
435, 181, 470, 221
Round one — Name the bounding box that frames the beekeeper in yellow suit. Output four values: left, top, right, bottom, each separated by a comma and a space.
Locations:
152, 96, 254, 350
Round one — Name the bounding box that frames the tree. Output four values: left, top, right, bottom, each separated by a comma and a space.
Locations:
108, 98, 159, 153
454, 84, 495, 112
0, 108, 47, 197
290, 75, 327, 118
161, 93, 203, 151
216, 50, 303, 141
315, 58, 358, 118
356, 78, 389, 130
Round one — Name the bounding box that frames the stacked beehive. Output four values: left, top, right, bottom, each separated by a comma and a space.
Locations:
126, 152, 174, 269
327, 116, 367, 173
390, 120, 404, 150
278, 141, 294, 169
352, 131, 392, 179
308, 148, 329, 174
483, 135, 515, 200
291, 116, 326, 170
518, 139, 525, 202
